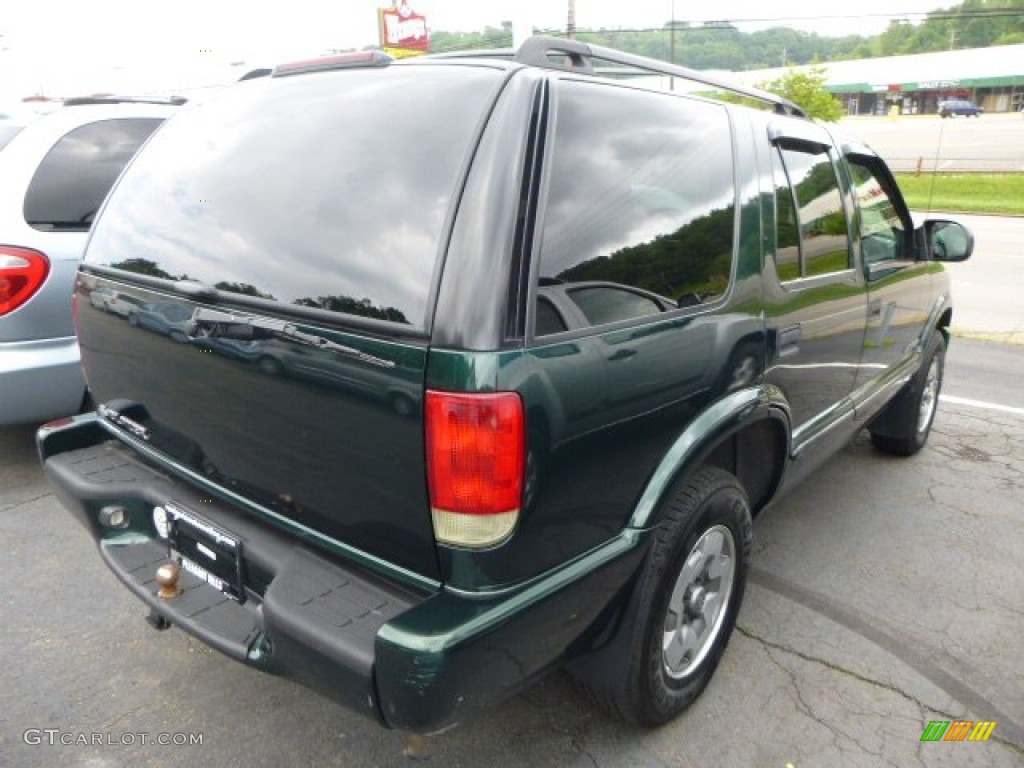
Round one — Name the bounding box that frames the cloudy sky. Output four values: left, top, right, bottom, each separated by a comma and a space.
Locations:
1, 0, 951, 100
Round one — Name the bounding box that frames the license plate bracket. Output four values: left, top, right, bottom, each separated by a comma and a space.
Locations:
165, 502, 245, 602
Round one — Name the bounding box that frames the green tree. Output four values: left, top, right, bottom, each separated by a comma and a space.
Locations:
758, 66, 844, 122
109, 258, 173, 279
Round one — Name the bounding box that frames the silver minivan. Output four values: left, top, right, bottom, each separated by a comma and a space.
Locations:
0, 100, 177, 425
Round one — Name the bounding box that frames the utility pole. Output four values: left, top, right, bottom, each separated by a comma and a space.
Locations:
949, 29, 957, 50
567, 0, 576, 40
669, 1, 676, 90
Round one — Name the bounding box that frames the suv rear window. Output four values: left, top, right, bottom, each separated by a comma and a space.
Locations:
23, 118, 163, 231
84, 66, 504, 328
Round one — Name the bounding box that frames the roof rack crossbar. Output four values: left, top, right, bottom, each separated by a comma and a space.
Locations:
62, 96, 187, 107
514, 35, 806, 118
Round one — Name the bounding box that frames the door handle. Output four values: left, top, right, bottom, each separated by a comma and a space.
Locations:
607, 348, 637, 362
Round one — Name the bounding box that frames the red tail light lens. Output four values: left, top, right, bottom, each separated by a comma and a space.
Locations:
0, 246, 50, 316
426, 390, 525, 548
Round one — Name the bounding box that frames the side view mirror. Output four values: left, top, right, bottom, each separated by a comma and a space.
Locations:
923, 220, 973, 262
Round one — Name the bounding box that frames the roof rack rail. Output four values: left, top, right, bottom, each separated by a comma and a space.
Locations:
424, 48, 514, 61
62, 96, 187, 107
272, 50, 392, 78
515, 35, 806, 118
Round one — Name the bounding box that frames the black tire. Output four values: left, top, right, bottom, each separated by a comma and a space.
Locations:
257, 355, 283, 376
608, 466, 752, 725
869, 331, 946, 456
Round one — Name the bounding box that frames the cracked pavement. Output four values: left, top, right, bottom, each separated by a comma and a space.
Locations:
2, 338, 1022, 768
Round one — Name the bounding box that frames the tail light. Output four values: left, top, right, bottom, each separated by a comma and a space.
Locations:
426, 390, 525, 548
0, 246, 49, 316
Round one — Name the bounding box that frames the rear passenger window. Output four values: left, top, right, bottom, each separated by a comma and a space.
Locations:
534, 82, 736, 335
24, 118, 162, 231
772, 143, 851, 281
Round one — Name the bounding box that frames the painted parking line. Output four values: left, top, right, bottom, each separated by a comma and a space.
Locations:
940, 394, 1024, 416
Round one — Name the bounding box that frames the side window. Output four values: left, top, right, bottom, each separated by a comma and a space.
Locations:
535, 297, 568, 336
534, 82, 736, 335
23, 118, 163, 231
772, 143, 852, 281
568, 285, 663, 327
847, 157, 907, 267
771, 149, 801, 282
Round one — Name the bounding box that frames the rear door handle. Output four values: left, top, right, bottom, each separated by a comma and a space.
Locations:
778, 324, 801, 358
607, 348, 637, 362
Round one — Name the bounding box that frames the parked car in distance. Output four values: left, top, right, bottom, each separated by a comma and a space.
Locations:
39, 38, 973, 740
0, 99, 179, 426
89, 286, 146, 317
127, 300, 192, 342
939, 99, 982, 117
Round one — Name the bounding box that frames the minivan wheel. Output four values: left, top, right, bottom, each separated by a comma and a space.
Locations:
257, 356, 283, 376
611, 466, 751, 725
870, 331, 945, 457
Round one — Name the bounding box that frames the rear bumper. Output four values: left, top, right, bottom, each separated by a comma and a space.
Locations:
0, 335, 83, 425
38, 415, 648, 733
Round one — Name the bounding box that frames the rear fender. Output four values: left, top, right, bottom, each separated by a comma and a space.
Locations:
628, 385, 791, 531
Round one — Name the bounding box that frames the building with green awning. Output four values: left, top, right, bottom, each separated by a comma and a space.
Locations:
725, 44, 1024, 115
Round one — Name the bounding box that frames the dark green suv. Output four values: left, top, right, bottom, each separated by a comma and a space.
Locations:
39, 38, 973, 734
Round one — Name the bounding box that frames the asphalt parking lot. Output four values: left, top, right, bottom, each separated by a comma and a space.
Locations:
2, 336, 1022, 768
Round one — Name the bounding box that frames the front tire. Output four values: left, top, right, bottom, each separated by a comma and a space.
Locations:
609, 466, 752, 725
870, 331, 945, 456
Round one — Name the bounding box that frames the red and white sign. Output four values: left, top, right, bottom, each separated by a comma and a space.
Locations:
379, 2, 429, 57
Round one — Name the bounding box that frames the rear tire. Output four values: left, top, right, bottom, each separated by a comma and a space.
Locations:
870, 332, 945, 456
607, 466, 752, 725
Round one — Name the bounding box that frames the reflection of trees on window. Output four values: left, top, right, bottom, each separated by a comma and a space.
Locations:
776, 145, 851, 279
554, 205, 735, 304
294, 296, 408, 324
772, 149, 800, 282
110, 258, 175, 279
848, 159, 904, 266
215, 282, 275, 300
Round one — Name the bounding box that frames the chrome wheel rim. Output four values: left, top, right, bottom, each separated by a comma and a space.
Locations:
662, 524, 736, 680
727, 355, 757, 391
917, 356, 940, 434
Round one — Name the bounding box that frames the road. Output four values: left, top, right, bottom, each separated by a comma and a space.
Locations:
3, 336, 1021, 768
928, 214, 1024, 344
2, 222, 1023, 767
839, 112, 1024, 173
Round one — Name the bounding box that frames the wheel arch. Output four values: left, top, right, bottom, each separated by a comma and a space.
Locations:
628, 385, 791, 530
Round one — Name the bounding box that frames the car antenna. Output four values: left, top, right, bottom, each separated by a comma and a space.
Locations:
927, 118, 948, 215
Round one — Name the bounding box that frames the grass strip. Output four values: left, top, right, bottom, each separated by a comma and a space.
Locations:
895, 173, 1024, 215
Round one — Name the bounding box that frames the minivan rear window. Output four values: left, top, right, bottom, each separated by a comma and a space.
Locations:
24, 118, 163, 231
84, 66, 505, 328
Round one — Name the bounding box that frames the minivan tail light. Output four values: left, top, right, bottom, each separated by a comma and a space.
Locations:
0, 247, 49, 316
426, 391, 525, 548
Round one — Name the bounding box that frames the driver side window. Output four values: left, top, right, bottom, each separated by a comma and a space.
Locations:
847, 158, 907, 268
